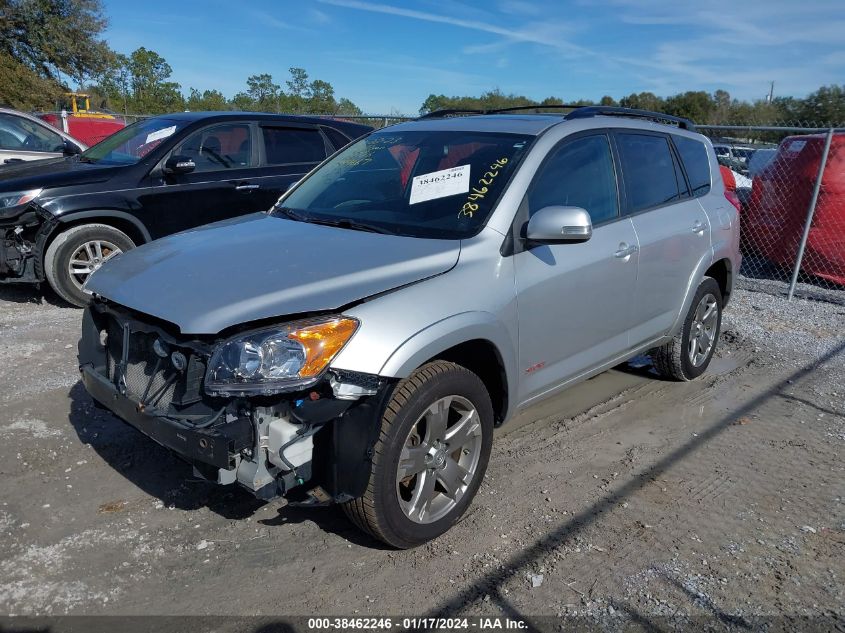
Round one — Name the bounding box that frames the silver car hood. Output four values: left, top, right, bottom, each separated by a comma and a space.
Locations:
86, 213, 461, 334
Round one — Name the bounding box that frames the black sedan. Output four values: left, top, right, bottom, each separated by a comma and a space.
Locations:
0, 111, 371, 306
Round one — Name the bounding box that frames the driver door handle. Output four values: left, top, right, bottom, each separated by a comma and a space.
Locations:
692, 220, 706, 234
235, 183, 260, 191
614, 243, 639, 259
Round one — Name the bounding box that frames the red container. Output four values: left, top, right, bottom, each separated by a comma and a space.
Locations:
744, 133, 845, 286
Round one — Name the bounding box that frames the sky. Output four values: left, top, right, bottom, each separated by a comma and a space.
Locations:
102, 0, 845, 115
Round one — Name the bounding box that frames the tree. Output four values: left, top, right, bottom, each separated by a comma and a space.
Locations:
230, 91, 255, 111
286, 67, 309, 98
245, 73, 280, 111
306, 79, 335, 114
92, 47, 183, 114
619, 92, 664, 111
186, 88, 228, 111
0, 0, 114, 109
599, 95, 617, 106
126, 47, 183, 113
336, 97, 362, 116
420, 94, 450, 114
663, 90, 714, 122
0, 50, 63, 109
797, 85, 845, 125
0, 0, 113, 85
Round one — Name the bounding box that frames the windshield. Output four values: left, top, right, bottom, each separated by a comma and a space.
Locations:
273, 130, 532, 239
80, 117, 186, 166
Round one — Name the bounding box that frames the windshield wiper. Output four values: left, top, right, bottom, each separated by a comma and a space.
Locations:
274, 207, 308, 222
275, 208, 394, 235
305, 217, 395, 235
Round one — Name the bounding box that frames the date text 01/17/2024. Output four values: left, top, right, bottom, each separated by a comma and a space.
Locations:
306, 616, 528, 630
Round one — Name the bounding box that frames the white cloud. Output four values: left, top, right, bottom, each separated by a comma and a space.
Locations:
317, 0, 588, 55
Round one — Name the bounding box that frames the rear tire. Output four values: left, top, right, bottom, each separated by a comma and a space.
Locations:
342, 361, 494, 548
44, 223, 134, 307
650, 277, 722, 381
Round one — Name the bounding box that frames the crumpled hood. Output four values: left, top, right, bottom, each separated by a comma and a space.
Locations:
86, 213, 461, 334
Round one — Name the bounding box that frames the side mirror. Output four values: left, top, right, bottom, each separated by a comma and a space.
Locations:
525, 205, 592, 244
164, 154, 196, 175
285, 179, 300, 193
62, 139, 81, 156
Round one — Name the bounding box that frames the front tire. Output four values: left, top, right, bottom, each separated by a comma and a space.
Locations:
44, 223, 135, 307
650, 276, 722, 381
342, 361, 494, 548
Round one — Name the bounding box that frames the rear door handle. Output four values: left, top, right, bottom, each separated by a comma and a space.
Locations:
614, 243, 639, 258
692, 220, 706, 234
235, 183, 260, 191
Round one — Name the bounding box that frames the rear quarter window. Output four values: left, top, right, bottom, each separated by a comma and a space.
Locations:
673, 135, 712, 197
321, 125, 352, 151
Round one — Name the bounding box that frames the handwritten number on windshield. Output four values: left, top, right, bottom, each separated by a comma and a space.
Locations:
460, 157, 508, 218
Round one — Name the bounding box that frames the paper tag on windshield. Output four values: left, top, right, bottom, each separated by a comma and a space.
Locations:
145, 125, 177, 144
410, 165, 470, 205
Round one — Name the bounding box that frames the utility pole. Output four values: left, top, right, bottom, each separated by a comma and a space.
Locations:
767, 81, 774, 103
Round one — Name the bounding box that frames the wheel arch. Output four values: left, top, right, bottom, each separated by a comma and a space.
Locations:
377, 313, 516, 425
668, 252, 723, 338
704, 257, 733, 307
44, 211, 151, 254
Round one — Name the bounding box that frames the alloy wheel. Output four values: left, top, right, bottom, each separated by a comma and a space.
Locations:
67, 239, 122, 289
689, 293, 718, 366
396, 395, 483, 524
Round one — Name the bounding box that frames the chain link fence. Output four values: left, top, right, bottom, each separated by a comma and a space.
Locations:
698, 124, 844, 303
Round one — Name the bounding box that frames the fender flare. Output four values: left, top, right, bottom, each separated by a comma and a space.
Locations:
379, 311, 518, 421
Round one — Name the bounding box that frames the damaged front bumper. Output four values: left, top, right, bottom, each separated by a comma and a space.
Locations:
0, 204, 54, 283
78, 302, 393, 503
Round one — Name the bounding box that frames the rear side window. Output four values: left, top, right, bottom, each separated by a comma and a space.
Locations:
528, 134, 619, 225
321, 125, 352, 151
262, 127, 326, 165
616, 133, 684, 213
673, 135, 712, 196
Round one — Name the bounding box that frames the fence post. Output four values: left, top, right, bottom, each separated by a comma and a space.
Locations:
787, 127, 835, 300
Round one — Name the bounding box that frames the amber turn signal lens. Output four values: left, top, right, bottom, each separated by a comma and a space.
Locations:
288, 317, 358, 377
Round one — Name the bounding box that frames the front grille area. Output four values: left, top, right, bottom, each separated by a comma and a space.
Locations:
104, 316, 204, 412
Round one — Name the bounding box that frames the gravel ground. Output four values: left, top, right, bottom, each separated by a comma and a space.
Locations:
727, 279, 845, 367
0, 283, 842, 632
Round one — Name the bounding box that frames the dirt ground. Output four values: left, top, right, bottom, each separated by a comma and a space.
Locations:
0, 282, 842, 631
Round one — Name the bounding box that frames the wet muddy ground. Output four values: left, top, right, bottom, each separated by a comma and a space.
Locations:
0, 283, 842, 631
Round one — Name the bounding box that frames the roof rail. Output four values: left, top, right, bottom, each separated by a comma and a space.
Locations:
418, 104, 697, 131
564, 106, 696, 131
418, 108, 486, 119
486, 104, 585, 114
420, 104, 583, 119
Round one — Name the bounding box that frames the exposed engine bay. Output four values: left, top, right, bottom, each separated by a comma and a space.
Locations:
78, 300, 393, 505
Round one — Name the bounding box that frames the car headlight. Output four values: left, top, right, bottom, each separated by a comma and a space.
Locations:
0, 189, 42, 209
205, 316, 359, 395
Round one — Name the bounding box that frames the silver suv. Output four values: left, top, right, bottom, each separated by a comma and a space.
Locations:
78, 106, 740, 548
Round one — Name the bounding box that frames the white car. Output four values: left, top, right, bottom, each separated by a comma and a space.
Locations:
0, 107, 86, 165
